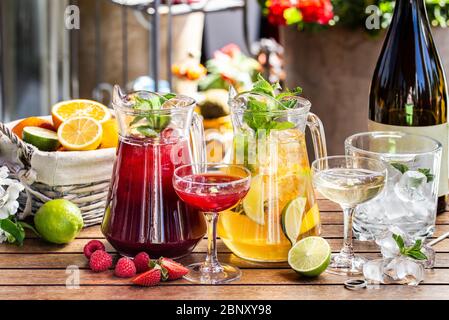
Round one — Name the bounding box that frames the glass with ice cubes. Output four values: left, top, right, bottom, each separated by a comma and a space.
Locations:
345, 132, 442, 240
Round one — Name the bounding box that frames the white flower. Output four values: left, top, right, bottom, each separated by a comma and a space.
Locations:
0, 166, 24, 220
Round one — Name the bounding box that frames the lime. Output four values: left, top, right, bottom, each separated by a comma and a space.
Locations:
281, 197, 307, 244
23, 126, 60, 151
34, 199, 84, 244
242, 175, 266, 225
288, 236, 331, 277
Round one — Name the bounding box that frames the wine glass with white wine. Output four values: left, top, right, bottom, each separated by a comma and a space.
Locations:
312, 156, 387, 276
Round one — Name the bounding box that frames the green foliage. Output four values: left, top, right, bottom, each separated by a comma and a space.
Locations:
131, 93, 175, 135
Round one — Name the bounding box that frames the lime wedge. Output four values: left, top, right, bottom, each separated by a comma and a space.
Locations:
281, 197, 307, 244
288, 236, 331, 277
242, 175, 266, 225
23, 126, 60, 151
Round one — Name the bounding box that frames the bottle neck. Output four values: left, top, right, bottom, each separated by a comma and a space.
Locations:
393, 0, 428, 22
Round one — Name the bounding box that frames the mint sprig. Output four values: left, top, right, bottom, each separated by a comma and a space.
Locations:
131, 93, 176, 136
390, 162, 435, 183
392, 234, 428, 260
243, 74, 302, 134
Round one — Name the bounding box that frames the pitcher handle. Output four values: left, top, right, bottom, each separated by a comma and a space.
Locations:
191, 112, 207, 164
306, 112, 327, 160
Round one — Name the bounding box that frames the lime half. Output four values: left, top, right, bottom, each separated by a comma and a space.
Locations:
281, 197, 307, 244
23, 126, 60, 151
288, 236, 331, 277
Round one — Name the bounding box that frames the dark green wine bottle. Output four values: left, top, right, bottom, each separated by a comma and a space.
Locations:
369, 0, 448, 213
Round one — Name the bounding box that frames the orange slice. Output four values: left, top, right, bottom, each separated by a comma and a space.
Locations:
51, 99, 111, 129
57, 117, 103, 151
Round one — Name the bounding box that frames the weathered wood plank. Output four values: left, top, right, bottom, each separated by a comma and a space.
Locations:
0, 268, 446, 286
0, 284, 447, 300
2, 238, 449, 254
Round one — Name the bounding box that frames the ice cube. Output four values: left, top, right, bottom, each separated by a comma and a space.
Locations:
420, 245, 435, 269
363, 259, 385, 285
384, 257, 424, 286
394, 171, 427, 202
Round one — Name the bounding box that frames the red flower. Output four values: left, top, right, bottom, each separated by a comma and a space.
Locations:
297, 0, 333, 25
266, 0, 293, 26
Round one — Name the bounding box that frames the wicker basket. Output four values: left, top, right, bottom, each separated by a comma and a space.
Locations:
0, 117, 116, 227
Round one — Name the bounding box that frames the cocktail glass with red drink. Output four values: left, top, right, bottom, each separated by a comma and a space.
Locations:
173, 163, 251, 284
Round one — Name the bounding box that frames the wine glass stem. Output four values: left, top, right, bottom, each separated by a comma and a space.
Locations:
340, 206, 355, 258
203, 212, 221, 272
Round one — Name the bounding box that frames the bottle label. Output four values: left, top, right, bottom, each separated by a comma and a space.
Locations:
368, 120, 449, 196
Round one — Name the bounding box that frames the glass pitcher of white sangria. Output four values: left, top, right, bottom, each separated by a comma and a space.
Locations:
217, 78, 327, 262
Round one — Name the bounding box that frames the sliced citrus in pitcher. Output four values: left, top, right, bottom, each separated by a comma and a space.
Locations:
51, 99, 111, 129
281, 196, 307, 245
300, 203, 320, 234
242, 175, 266, 225
57, 117, 103, 151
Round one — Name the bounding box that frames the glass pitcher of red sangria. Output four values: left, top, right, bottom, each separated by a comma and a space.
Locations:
101, 85, 207, 258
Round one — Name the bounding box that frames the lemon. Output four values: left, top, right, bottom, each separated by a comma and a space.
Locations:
100, 119, 119, 148
34, 199, 84, 244
57, 117, 103, 151
300, 203, 320, 234
51, 99, 111, 129
242, 175, 266, 225
281, 197, 307, 245
22, 127, 60, 151
288, 236, 331, 277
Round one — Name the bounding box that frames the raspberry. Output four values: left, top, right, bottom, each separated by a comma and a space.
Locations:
89, 250, 112, 272
115, 257, 136, 278
83, 240, 106, 258
134, 252, 151, 273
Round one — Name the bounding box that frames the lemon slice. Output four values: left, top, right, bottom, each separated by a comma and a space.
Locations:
300, 203, 320, 234
57, 117, 103, 151
23, 126, 60, 151
288, 236, 331, 277
52, 99, 111, 129
242, 175, 266, 225
281, 197, 307, 245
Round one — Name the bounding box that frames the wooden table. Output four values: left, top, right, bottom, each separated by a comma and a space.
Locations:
1, 198, 449, 300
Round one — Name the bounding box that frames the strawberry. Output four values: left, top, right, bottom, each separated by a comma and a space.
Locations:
89, 250, 112, 272
132, 268, 161, 287
134, 252, 151, 273
159, 257, 189, 280
114, 257, 136, 278
83, 240, 106, 258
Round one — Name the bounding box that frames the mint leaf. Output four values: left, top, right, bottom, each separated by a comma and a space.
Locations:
392, 234, 428, 261
252, 74, 277, 97
391, 162, 409, 174
418, 168, 435, 183
0, 219, 25, 246
136, 126, 158, 137
392, 234, 405, 252
272, 121, 295, 130
406, 250, 427, 261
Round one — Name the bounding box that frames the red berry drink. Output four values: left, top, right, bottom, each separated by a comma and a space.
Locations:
102, 136, 207, 258
174, 174, 250, 212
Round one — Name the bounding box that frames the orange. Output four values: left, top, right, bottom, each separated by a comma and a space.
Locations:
100, 119, 119, 149
12, 117, 55, 139
57, 117, 103, 151
51, 99, 111, 129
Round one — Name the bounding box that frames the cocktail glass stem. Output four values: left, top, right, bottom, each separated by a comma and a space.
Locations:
340, 206, 355, 259
203, 212, 222, 273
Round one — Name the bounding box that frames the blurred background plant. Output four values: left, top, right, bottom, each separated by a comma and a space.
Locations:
259, 0, 449, 33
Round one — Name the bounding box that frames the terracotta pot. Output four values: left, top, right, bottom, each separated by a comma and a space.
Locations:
280, 27, 449, 156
